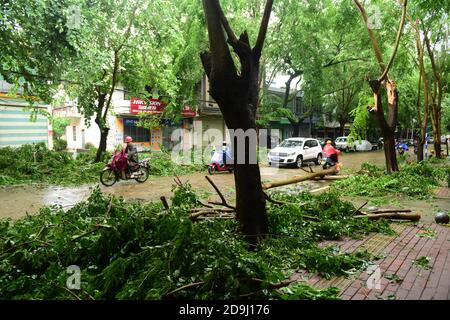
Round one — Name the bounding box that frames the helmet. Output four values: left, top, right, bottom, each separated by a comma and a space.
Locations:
125, 136, 133, 143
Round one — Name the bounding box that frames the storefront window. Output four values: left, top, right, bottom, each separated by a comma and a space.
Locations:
123, 117, 150, 142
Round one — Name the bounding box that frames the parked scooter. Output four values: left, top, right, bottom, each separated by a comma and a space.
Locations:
100, 149, 150, 186
208, 143, 234, 175
395, 142, 409, 155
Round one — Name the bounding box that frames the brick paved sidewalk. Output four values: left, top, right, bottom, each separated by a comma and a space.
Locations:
297, 222, 450, 300
434, 187, 450, 198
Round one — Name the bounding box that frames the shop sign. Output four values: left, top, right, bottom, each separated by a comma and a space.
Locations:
130, 97, 196, 117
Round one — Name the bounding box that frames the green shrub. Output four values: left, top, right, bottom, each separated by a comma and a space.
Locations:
53, 139, 67, 151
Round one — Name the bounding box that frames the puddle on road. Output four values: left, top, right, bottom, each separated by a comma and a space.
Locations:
0, 184, 93, 220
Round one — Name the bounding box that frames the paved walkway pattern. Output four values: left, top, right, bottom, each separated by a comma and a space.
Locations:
434, 187, 450, 198
295, 222, 450, 300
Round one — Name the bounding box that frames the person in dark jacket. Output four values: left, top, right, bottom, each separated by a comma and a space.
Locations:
124, 136, 138, 173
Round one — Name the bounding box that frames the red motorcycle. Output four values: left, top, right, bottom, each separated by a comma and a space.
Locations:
208, 150, 234, 175
100, 149, 149, 186
208, 162, 234, 175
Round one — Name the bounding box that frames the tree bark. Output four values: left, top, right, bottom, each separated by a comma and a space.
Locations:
94, 92, 108, 163
262, 167, 338, 190
292, 121, 300, 137
95, 128, 109, 162
382, 132, 398, 173
339, 122, 345, 136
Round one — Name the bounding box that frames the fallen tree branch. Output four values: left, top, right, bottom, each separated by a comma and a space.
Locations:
196, 200, 214, 208
299, 167, 311, 174
160, 196, 170, 211
310, 186, 330, 194
263, 192, 290, 206
238, 278, 296, 298
262, 167, 338, 190
71, 224, 112, 241
352, 201, 368, 216
205, 176, 235, 210
313, 175, 349, 180
363, 209, 412, 214
354, 212, 420, 221
164, 281, 205, 298
189, 208, 235, 213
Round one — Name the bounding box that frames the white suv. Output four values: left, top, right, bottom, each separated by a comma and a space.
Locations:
267, 138, 323, 168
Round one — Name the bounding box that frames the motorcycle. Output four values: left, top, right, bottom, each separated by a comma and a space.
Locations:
395, 142, 409, 155
321, 156, 337, 170
100, 150, 150, 186
208, 149, 234, 175
208, 162, 234, 175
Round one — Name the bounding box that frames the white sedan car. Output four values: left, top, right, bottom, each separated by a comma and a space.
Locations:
335, 136, 373, 151
267, 137, 323, 168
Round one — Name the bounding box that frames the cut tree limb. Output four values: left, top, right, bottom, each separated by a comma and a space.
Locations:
160, 196, 170, 211
205, 176, 235, 210
310, 186, 330, 194
313, 175, 349, 180
363, 209, 412, 214
352, 201, 368, 216
262, 167, 338, 190
190, 210, 235, 221
354, 213, 420, 221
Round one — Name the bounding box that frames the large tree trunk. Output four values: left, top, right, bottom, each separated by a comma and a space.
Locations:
339, 122, 345, 136
292, 122, 300, 137
201, 0, 273, 247
369, 80, 399, 173
417, 138, 424, 162
431, 107, 442, 157
382, 131, 398, 173
235, 164, 268, 241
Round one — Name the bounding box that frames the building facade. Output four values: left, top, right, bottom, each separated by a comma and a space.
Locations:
0, 80, 53, 148
53, 87, 197, 152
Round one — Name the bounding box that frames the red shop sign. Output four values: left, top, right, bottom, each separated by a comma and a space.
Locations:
130, 97, 196, 117
130, 97, 165, 114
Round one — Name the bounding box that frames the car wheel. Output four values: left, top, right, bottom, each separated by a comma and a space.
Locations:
315, 153, 322, 165
295, 156, 303, 168
268, 162, 272, 167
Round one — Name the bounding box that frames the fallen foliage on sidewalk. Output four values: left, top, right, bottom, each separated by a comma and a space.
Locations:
332, 160, 449, 199
0, 182, 394, 300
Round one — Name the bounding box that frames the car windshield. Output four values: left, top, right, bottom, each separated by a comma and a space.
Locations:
336, 138, 346, 142
279, 140, 303, 148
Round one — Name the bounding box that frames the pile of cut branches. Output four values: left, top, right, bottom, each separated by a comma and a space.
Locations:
0, 180, 394, 300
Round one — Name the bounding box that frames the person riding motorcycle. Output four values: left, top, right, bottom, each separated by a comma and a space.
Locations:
322, 139, 340, 165
124, 136, 138, 177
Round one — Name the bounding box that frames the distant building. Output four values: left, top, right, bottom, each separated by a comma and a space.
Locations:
0, 79, 53, 148
53, 86, 197, 152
